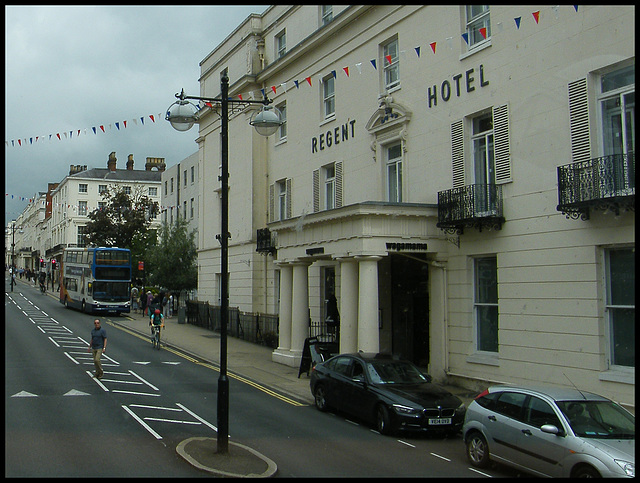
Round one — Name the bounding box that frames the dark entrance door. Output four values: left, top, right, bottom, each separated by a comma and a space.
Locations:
391, 254, 429, 367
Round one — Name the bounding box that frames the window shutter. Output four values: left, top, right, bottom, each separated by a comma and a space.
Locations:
568, 78, 591, 162
335, 161, 343, 208
312, 169, 320, 213
269, 183, 275, 223
451, 120, 465, 187
286, 178, 292, 219
492, 104, 512, 184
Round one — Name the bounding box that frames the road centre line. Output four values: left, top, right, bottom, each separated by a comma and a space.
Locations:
86, 371, 109, 391
430, 452, 451, 461
64, 352, 80, 364
397, 440, 416, 448
129, 370, 159, 391
122, 405, 163, 440
468, 467, 493, 477
112, 389, 160, 397
129, 404, 182, 411
143, 417, 201, 425
176, 403, 218, 432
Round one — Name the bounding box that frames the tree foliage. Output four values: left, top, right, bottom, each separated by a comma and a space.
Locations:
84, 185, 159, 249
145, 217, 197, 293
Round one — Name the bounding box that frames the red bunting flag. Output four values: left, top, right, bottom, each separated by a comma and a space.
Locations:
385, 55, 392, 65
124, 120, 127, 128
18, 139, 22, 146
100, 125, 105, 133
272, 85, 277, 95
479, 27, 487, 39
238, 94, 243, 100
430, 42, 437, 54
149, 114, 155, 123
305, 76, 312, 86
532, 11, 540, 23
204, 101, 214, 108
343, 66, 349, 77
56, 133, 61, 140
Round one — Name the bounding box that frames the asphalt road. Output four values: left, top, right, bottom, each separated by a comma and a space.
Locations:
5, 279, 518, 477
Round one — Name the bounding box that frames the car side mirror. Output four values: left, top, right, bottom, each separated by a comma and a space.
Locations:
352, 374, 366, 385
541, 424, 565, 437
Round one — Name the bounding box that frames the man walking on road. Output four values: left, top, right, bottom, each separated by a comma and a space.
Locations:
88, 319, 107, 379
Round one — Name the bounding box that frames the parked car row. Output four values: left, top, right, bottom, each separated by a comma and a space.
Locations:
310, 352, 635, 478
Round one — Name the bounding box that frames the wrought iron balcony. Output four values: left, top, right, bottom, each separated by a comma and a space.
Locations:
437, 184, 505, 235
557, 152, 635, 220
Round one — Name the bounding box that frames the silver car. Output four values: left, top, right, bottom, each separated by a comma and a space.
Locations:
462, 384, 634, 478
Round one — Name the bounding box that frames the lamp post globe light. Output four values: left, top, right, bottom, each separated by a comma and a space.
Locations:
166, 75, 282, 455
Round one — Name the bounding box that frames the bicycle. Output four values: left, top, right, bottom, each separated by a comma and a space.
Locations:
151, 323, 163, 350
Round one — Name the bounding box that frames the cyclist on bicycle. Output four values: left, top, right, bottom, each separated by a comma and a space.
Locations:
149, 308, 164, 341
38, 271, 46, 293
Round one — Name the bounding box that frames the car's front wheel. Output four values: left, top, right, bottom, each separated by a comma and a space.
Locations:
466, 431, 490, 468
375, 404, 394, 435
314, 384, 329, 412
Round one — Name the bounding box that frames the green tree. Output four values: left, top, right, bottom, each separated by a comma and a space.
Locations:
145, 218, 197, 294
84, 185, 159, 249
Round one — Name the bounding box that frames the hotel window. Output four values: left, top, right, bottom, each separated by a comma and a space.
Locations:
171, 178, 174, 193
600, 64, 634, 157
465, 5, 491, 49
386, 143, 403, 202
164, 181, 168, 195
313, 162, 342, 212
149, 187, 157, 196
98, 202, 106, 211
78, 201, 87, 216
184, 170, 187, 187
191, 166, 195, 184
269, 179, 291, 222
472, 112, 496, 214
275, 30, 286, 59
323, 74, 335, 119
183, 201, 187, 219
277, 181, 287, 220
383, 38, 400, 91
474, 256, 498, 353
325, 164, 336, 210
605, 247, 635, 368
78, 183, 88, 193
321, 5, 333, 26
98, 184, 107, 194
190, 198, 194, 219
276, 101, 287, 141
123, 186, 131, 195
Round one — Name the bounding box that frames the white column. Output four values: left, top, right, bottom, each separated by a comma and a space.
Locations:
290, 261, 311, 362
272, 263, 294, 366
277, 264, 293, 351
338, 258, 358, 353
357, 256, 381, 353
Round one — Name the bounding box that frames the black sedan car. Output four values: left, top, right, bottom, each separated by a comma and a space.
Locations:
310, 352, 466, 435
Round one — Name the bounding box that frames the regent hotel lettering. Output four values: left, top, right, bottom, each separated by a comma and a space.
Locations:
428, 64, 489, 108
311, 119, 357, 153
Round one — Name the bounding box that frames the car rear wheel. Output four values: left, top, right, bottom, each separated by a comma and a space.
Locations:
314, 385, 329, 412
375, 404, 394, 435
466, 431, 490, 468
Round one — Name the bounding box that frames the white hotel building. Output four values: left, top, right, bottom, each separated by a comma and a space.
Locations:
191, 6, 634, 409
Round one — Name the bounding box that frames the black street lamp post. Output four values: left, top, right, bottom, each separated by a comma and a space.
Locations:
166, 75, 282, 454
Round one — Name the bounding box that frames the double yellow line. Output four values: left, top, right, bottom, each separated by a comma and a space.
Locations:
109, 320, 306, 407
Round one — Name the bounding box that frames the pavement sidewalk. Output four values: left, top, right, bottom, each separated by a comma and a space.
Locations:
110, 311, 479, 409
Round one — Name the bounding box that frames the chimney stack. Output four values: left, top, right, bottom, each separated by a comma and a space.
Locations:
126, 154, 134, 170
107, 152, 117, 172
145, 157, 166, 172
69, 165, 87, 175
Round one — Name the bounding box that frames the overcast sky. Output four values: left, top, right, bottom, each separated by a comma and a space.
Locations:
4, 5, 268, 227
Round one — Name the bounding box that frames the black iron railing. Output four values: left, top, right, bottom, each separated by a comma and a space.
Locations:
437, 184, 505, 234
557, 152, 635, 220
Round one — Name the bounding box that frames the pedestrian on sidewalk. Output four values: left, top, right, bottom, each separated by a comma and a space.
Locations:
131, 286, 139, 314
88, 319, 107, 379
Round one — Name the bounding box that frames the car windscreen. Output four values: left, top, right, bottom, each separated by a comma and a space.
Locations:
366, 360, 429, 384
557, 400, 635, 439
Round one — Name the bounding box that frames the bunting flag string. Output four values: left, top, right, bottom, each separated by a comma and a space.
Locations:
6, 112, 163, 149
6, 5, 579, 149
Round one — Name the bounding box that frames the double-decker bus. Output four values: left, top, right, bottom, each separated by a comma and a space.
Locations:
59, 247, 131, 314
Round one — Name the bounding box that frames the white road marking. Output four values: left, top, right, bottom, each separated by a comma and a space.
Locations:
122, 405, 163, 440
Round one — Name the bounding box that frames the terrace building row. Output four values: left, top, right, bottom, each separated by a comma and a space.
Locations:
189, 5, 634, 410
